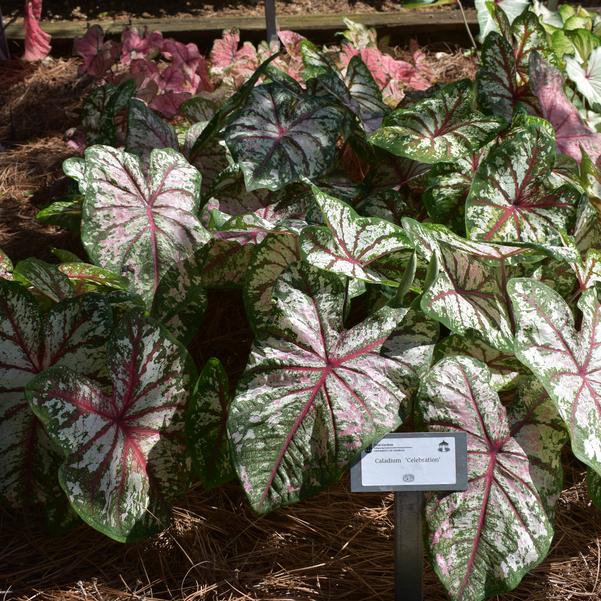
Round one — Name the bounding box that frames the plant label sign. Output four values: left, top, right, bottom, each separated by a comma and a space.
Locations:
350, 432, 468, 493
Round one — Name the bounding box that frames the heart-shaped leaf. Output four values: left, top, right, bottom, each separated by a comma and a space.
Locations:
186, 358, 235, 489
126, 98, 178, 162
466, 117, 579, 244
419, 356, 566, 601
228, 264, 409, 513
81, 145, 209, 307
509, 278, 601, 481
27, 311, 193, 542
475, 0, 530, 41
565, 47, 601, 107
300, 186, 413, 285
345, 55, 388, 132
224, 83, 346, 191
0, 282, 112, 511
369, 80, 505, 164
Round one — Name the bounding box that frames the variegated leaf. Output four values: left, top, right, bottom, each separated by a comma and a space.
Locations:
228, 264, 409, 513
369, 80, 505, 164
186, 358, 235, 489
126, 98, 178, 162
185, 122, 230, 195
466, 117, 579, 244
58, 263, 130, 296
0, 282, 112, 510
475, 0, 530, 41
356, 189, 408, 226
14, 258, 73, 303
63, 157, 87, 195
509, 278, 601, 480
81, 145, 209, 307
301, 186, 413, 285
419, 356, 565, 601
224, 83, 346, 191
0, 248, 13, 280
27, 311, 193, 542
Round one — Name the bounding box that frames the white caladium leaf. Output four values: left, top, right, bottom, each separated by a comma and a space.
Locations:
435, 334, 526, 391
300, 186, 413, 286
466, 117, 580, 244
224, 83, 346, 192
509, 278, 601, 480
81, 145, 209, 307
126, 98, 178, 162
419, 356, 565, 601
369, 80, 505, 164
475, 0, 530, 41
186, 358, 235, 489
244, 232, 300, 333
0, 248, 13, 280
14, 258, 74, 303
27, 311, 193, 542
565, 47, 601, 107
228, 264, 409, 513
0, 282, 112, 510
63, 157, 87, 195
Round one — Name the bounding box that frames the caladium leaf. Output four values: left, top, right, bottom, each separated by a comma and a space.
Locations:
0, 248, 13, 280
300, 186, 413, 285
529, 54, 601, 163
14, 258, 74, 303
186, 358, 235, 489
185, 122, 230, 195
36, 197, 82, 233
228, 264, 409, 513
224, 83, 346, 192
58, 263, 130, 296
435, 334, 526, 391
369, 80, 505, 164
466, 117, 580, 244
509, 278, 601, 481
81, 145, 209, 307
475, 0, 530, 41
419, 356, 565, 601
0, 282, 112, 511
565, 47, 601, 107
244, 232, 300, 333
126, 99, 178, 163
27, 311, 193, 542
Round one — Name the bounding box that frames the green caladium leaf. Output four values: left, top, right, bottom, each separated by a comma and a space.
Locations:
186, 358, 235, 489
27, 311, 193, 542
466, 117, 580, 244
356, 189, 408, 225
509, 278, 601, 482
81, 145, 209, 307
0, 248, 13, 280
228, 264, 409, 513
587, 467, 601, 509
0, 282, 112, 511
224, 83, 346, 192
435, 334, 526, 391
300, 186, 413, 285
126, 98, 178, 162
419, 356, 566, 601
36, 197, 82, 233
511, 9, 551, 74
369, 80, 505, 164
57, 263, 130, 296
14, 258, 74, 303
244, 232, 301, 333
180, 95, 219, 124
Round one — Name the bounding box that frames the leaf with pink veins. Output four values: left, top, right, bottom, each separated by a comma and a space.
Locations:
73, 25, 120, 77
22, 0, 51, 61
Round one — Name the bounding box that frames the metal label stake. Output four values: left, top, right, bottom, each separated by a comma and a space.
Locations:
350, 432, 468, 600
264, 0, 278, 46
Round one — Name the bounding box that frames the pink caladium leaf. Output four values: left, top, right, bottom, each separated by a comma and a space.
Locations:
26, 311, 193, 542
210, 29, 258, 82
529, 53, 601, 164
22, 0, 51, 61
419, 356, 566, 601
0, 248, 13, 280
466, 116, 580, 245
120, 27, 163, 65
278, 30, 306, 60
228, 264, 409, 513
150, 91, 190, 118
186, 358, 235, 489
370, 80, 505, 164
73, 25, 120, 77
224, 83, 346, 191
0, 282, 112, 512
81, 146, 209, 307
509, 277, 601, 483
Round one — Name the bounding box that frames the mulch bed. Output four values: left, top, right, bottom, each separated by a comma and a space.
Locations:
1, 54, 600, 601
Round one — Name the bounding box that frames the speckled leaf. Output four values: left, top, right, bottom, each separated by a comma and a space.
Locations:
509, 278, 601, 481
466, 117, 579, 244
419, 356, 564, 601
224, 83, 346, 191
356, 190, 408, 226
244, 232, 300, 333
58, 263, 129, 296
228, 264, 409, 513
435, 334, 526, 391
82, 145, 209, 307
0, 282, 112, 511
475, 0, 530, 41
185, 122, 230, 195
14, 258, 74, 303
511, 9, 550, 74
301, 186, 413, 285
0, 248, 13, 280
26, 311, 193, 542
63, 157, 87, 194
369, 80, 505, 164
186, 358, 235, 489
126, 98, 178, 162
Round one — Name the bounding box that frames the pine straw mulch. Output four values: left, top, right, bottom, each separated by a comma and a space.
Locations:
3, 53, 599, 601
